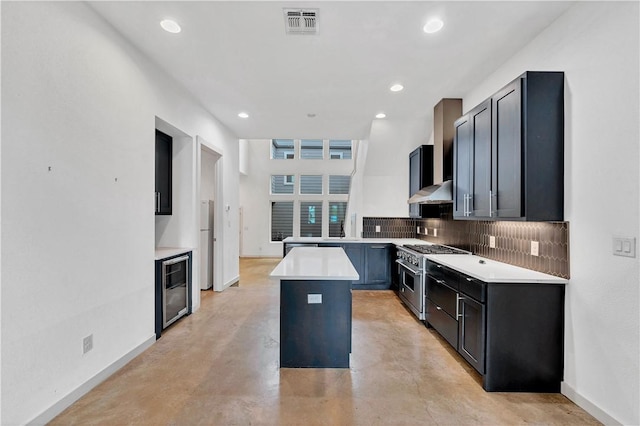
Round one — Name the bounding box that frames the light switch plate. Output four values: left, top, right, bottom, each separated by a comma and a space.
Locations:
433, 229, 438, 237
531, 241, 539, 256
613, 237, 636, 258
375, 225, 381, 233
489, 235, 496, 248
307, 294, 322, 304
416, 227, 420, 234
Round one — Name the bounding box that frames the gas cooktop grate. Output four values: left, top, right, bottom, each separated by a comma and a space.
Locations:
403, 244, 470, 255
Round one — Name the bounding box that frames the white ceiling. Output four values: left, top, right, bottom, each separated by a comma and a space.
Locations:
89, 1, 575, 140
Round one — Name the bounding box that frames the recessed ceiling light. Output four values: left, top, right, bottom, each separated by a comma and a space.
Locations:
160, 19, 181, 34
390, 84, 404, 92
376, 113, 386, 119
238, 112, 249, 118
307, 113, 316, 118
423, 18, 444, 34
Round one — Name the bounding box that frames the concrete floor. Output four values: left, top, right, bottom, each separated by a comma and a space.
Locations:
52, 257, 600, 425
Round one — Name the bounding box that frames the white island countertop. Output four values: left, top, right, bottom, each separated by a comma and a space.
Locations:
426, 254, 568, 284
282, 237, 427, 246
270, 247, 359, 281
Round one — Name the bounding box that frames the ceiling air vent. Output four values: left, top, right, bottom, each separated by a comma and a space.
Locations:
283, 9, 319, 35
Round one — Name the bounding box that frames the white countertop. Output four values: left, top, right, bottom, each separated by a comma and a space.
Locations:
426, 254, 568, 284
155, 247, 193, 260
270, 247, 360, 281
282, 237, 428, 246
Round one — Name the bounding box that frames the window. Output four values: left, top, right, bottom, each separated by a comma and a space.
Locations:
271, 201, 294, 241
271, 139, 295, 159
300, 139, 324, 159
271, 175, 294, 194
328, 202, 348, 237
300, 201, 322, 237
329, 140, 352, 159
329, 175, 351, 194
300, 175, 322, 194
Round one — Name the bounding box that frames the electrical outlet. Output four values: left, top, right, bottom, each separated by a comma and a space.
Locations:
433, 229, 438, 237
489, 235, 496, 248
531, 241, 539, 256
83, 334, 93, 354
375, 225, 381, 233
416, 227, 420, 234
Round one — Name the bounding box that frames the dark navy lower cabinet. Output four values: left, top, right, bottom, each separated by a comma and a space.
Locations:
426, 260, 565, 392
483, 283, 565, 392
280, 279, 352, 368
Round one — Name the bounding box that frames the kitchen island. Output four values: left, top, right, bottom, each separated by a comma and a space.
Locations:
281, 237, 426, 290
270, 247, 359, 368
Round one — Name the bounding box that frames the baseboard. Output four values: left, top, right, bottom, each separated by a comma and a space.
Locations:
28, 335, 156, 425
561, 382, 621, 425
221, 274, 240, 290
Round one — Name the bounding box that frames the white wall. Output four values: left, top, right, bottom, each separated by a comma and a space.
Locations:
1, 2, 239, 424
201, 148, 218, 201
239, 139, 354, 257
349, 117, 431, 234
462, 3, 639, 424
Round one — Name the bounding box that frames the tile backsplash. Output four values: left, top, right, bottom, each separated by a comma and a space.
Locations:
363, 216, 570, 279
361, 217, 418, 239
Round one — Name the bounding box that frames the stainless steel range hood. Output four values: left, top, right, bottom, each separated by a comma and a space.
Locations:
407, 99, 461, 207
408, 180, 453, 204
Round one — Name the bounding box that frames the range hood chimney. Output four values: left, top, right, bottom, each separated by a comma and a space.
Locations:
409, 98, 462, 204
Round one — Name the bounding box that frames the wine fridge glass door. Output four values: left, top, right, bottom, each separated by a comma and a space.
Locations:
162, 255, 189, 328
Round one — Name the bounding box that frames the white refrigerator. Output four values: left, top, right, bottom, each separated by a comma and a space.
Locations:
200, 200, 214, 290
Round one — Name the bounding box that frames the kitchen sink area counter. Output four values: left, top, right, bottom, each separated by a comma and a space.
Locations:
426, 254, 568, 284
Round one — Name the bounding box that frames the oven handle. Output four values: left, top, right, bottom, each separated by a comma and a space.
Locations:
395, 259, 423, 275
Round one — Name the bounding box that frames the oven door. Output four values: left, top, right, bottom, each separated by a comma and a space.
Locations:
396, 260, 425, 320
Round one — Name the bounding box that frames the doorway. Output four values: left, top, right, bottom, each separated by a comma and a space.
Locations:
197, 136, 223, 301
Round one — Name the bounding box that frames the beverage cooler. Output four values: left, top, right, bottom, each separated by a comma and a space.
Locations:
155, 251, 192, 339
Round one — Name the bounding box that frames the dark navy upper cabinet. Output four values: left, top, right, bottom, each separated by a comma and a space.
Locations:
409, 145, 436, 218
155, 129, 172, 215
454, 71, 564, 221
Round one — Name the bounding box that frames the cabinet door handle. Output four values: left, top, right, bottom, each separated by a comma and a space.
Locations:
370, 245, 386, 249
468, 194, 473, 216
489, 190, 497, 217
156, 192, 160, 213
436, 279, 445, 284
465, 277, 473, 282
436, 306, 442, 311
456, 294, 464, 318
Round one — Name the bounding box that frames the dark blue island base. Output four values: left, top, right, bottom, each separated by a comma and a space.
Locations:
280, 279, 352, 368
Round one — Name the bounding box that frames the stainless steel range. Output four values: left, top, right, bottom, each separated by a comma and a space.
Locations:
396, 244, 470, 320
